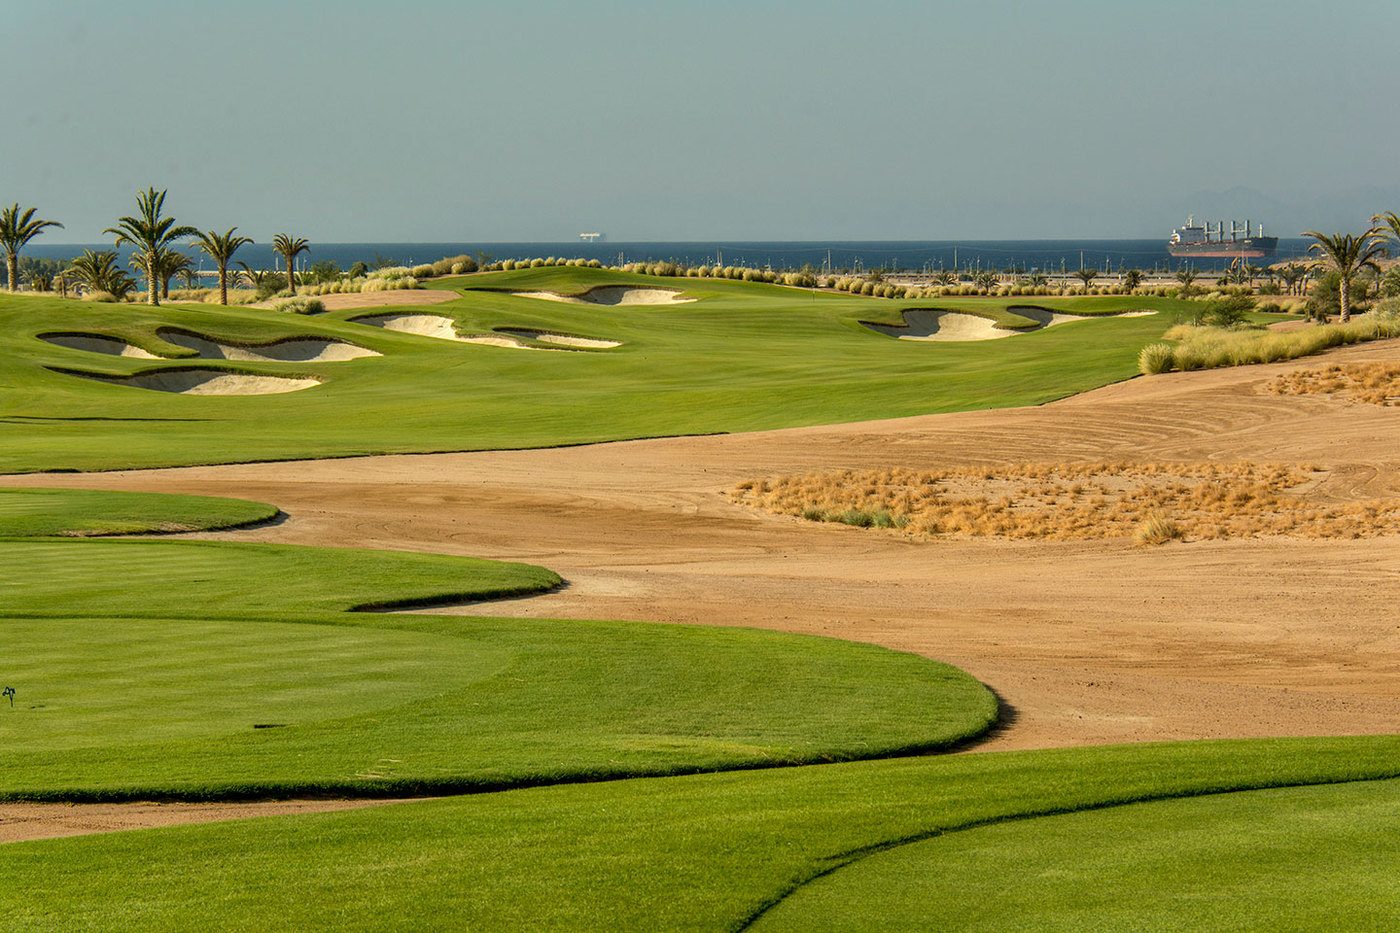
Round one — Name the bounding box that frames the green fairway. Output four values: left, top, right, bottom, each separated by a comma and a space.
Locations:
1, 267, 1187, 472
0, 486, 275, 536
757, 777, 1400, 930
6, 737, 1400, 931
0, 491, 996, 800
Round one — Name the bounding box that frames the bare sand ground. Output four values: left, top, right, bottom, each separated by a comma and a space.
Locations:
256, 289, 460, 311
0, 799, 404, 844
8, 340, 1400, 839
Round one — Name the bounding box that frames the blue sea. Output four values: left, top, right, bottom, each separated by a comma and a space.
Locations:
25, 239, 1314, 275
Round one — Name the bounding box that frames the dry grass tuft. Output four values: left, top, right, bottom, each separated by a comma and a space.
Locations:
1134, 513, 1183, 546
1268, 363, 1400, 407
730, 461, 1400, 543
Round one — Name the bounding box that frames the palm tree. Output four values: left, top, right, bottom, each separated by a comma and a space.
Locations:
1175, 266, 1199, 297
104, 188, 197, 306
1074, 268, 1098, 293
1121, 268, 1143, 291
1278, 263, 1308, 296
237, 261, 279, 292
194, 227, 252, 306
0, 204, 63, 293
272, 234, 310, 295
1303, 229, 1388, 323
1372, 210, 1400, 247
128, 248, 193, 301
67, 249, 135, 299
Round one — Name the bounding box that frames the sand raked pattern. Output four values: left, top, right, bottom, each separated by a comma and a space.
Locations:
1268, 363, 1400, 407
732, 461, 1400, 542
862, 307, 1155, 342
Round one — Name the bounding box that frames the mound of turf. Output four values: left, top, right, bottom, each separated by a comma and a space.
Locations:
758, 778, 1400, 930
1, 268, 1188, 472
6, 737, 1400, 930
0, 491, 997, 800
0, 487, 276, 537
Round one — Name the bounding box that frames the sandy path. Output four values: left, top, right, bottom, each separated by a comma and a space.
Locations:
8, 340, 1400, 838
0, 799, 404, 843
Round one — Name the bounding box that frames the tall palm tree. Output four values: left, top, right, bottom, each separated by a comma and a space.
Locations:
104, 187, 197, 306
194, 227, 252, 306
1074, 268, 1098, 293
1303, 229, 1387, 323
0, 204, 63, 293
272, 234, 310, 295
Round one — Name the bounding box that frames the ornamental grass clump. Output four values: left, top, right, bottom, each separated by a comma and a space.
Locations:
271, 297, 325, 314
1140, 315, 1400, 376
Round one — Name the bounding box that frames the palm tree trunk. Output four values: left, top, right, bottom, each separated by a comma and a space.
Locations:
147, 255, 159, 306
285, 253, 296, 296
1338, 277, 1350, 323
218, 266, 228, 306
5, 252, 16, 292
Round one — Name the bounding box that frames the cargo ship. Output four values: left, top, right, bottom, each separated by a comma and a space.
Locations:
1168, 215, 1278, 259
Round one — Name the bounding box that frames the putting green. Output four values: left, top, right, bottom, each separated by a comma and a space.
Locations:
1, 267, 1189, 472
6, 617, 507, 750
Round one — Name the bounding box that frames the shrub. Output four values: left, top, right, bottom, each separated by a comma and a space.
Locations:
410, 264, 435, 278
1194, 295, 1256, 328
81, 290, 120, 303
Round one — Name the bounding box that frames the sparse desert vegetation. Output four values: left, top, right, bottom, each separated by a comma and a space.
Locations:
732, 461, 1400, 542
1268, 362, 1400, 405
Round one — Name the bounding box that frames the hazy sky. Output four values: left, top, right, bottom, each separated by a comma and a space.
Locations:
5, 0, 1397, 242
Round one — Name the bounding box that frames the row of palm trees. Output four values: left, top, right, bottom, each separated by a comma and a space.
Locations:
0, 188, 312, 306
1303, 214, 1400, 323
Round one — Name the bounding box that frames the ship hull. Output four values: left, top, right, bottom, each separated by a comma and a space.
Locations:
1168, 236, 1278, 259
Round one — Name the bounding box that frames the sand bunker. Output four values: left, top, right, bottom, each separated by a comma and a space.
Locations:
509, 286, 694, 306
39, 333, 162, 359
350, 314, 579, 351
157, 330, 379, 363
864, 307, 1156, 342
57, 367, 320, 396
458, 334, 555, 351
350, 313, 466, 341
496, 328, 621, 349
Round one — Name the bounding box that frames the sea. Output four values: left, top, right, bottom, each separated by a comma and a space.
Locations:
25, 239, 1315, 275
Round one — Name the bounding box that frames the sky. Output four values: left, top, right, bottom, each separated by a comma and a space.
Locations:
4, 0, 1398, 243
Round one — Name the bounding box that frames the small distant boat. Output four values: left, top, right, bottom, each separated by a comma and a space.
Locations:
1168, 215, 1277, 259
578, 231, 605, 242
